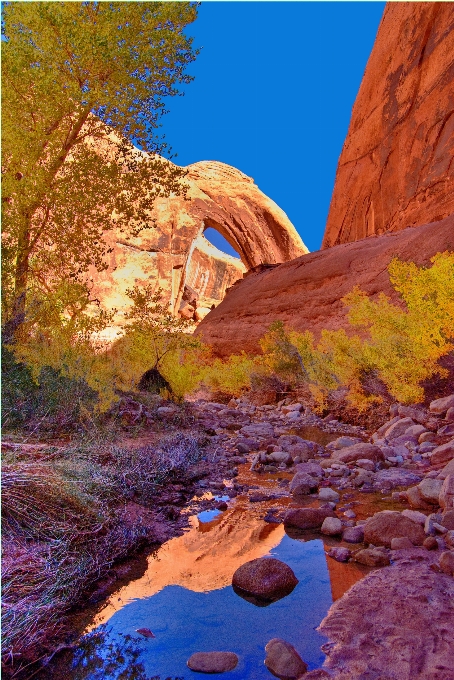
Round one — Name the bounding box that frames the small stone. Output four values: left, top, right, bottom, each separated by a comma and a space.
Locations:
353, 548, 390, 567
439, 551, 454, 576
342, 525, 364, 543
187, 651, 238, 673
264, 638, 308, 680
344, 509, 357, 519
423, 536, 438, 550
321, 517, 343, 536
390, 536, 414, 550
318, 487, 340, 503
327, 547, 351, 562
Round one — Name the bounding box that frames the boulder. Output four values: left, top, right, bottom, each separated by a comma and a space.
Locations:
439, 474, 454, 511
384, 418, 416, 440
438, 423, 454, 437
353, 548, 390, 567
289, 473, 319, 496
342, 525, 365, 544
333, 443, 384, 464
240, 423, 275, 439
442, 509, 454, 530
284, 507, 336, 531
321, 517, 343, 536
401, 509, 427, 526
418, 478, 443, 505
404, 486, 433, 511
390, 536, 414, 550
327, 547, 351, 562
187, 652, 238, 673
429, 394, 454, 415
318, 487, 340, 503
232, 557, 298, 603
430, 441, 454, 467
264, 638, 308, 680
294, 462, 324, 479
364, 510, 425, 547
439, 551, 454, 576
373, 468, 422, 490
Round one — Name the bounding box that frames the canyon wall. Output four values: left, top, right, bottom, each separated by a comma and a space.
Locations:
195, 215, 454, 357
90, 158, 307, 338
322, 3, 454, 248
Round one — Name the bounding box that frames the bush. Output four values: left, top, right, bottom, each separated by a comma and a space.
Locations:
259, 252, 454, 409
1, 345, 98, 433
202, 352, 262, 397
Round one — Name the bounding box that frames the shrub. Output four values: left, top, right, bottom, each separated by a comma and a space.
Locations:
203, 352, 262, 397
258, 252, 454, 409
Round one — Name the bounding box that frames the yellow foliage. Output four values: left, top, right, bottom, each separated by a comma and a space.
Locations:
203, 353, 262, 397
259, 252, 454, 408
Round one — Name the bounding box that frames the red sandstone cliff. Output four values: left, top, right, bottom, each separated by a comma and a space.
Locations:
322, 3, 454, 248
195, 215, 454, 357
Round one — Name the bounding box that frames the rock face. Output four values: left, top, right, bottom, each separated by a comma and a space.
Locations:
322, 3, 454, 249
318, 558, 454, 679
90, 159, 307, 336
196, 215, 453, 357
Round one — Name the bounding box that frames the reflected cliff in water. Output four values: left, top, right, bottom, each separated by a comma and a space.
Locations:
48, 491, 371, 679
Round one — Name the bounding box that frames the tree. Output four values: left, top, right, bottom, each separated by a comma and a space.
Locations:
1, 2, 198, 332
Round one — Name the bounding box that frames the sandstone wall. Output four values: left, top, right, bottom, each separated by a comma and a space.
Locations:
322, 3, 454, 248
195, 215, 454, 357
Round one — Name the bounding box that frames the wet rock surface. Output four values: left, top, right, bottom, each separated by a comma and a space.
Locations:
264, 638, 308, 679
232, 557, 298, 604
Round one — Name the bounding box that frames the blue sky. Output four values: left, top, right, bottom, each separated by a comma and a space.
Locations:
160, 2, 385, 256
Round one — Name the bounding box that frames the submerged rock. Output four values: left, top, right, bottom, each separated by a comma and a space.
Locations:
187, 651, 238, 673
264, 638, 308, 680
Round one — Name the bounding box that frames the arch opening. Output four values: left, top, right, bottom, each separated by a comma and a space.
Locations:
203, 227, 241, 259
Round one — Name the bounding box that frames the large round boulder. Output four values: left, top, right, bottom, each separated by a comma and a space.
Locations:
364, 510, 425, 547
232, 557, 298, 604
264, 638, 308, 679
333, 443, 384, 464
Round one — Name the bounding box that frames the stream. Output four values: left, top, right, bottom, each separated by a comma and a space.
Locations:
48, 427, 382, 680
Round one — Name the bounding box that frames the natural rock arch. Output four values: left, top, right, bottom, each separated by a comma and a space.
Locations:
90, 158, 308, 336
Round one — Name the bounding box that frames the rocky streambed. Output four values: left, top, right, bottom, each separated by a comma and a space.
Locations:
47, 393, 454, 680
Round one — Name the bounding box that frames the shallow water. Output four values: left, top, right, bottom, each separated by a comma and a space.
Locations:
49, 426, 373, 680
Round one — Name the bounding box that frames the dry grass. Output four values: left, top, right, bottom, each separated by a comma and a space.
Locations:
1, 433, 202, 679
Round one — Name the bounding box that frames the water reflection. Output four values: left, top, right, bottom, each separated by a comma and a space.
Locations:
70, 535, 331, 679
53, 483, 373, 678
